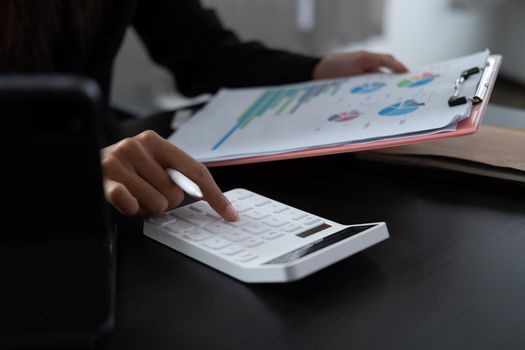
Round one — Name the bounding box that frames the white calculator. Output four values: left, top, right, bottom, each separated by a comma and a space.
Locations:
143, 189, 389, 283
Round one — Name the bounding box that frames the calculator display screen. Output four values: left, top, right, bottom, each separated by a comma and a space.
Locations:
263, 224, 376, 264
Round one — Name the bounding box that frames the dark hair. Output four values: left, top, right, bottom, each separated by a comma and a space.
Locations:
0, 0, 98, 72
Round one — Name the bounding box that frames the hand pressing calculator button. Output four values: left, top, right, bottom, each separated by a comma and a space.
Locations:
144, 189, 389, 283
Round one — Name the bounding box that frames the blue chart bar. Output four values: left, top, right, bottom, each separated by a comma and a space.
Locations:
275, 89, 300, 115
256, 90, 284, 117
212, 80, 345, 150
289, 81, 343, 114
289, 87, 314, 114
316, 84, 330, 97
212, 91, 273, 150
330, 81, 343, 96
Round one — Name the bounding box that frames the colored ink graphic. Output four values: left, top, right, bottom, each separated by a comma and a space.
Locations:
212, 81, 343, 150
397, 72, 439, 88
378, 100, 425, 116
351, 82, 386, 94
328, 110, 362, 122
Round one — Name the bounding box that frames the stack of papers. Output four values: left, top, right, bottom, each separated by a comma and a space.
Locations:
169, 50, 490, 163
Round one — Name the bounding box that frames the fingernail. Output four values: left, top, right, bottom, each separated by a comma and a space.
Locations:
224, 203, 240, 222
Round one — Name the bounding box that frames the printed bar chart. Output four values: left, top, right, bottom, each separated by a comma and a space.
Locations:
212, 80, 344, 150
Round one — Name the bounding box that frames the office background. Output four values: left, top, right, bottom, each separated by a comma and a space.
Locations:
110, 0, 525, 117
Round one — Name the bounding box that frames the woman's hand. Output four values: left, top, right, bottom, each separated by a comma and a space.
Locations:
313, 51, 408, 80
101, 130, 239, 221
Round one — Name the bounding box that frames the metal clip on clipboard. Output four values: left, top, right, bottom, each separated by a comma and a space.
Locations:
448, 64, 493, 107
448, 67, 481, 106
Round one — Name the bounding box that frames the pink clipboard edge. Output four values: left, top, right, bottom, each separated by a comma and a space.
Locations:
205, 55, 502, 168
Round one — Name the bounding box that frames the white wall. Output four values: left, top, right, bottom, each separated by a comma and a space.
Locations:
490, 1, 525, 82
201, 0, 383, 55
338, 0, 492, 67
111, 29, 174, 116
339, 0, 525, 83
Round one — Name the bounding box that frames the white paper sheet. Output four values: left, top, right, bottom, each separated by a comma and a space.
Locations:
169, 50, 490, 162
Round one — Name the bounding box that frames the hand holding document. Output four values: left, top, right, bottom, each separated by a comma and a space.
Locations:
169, 50, 497, 166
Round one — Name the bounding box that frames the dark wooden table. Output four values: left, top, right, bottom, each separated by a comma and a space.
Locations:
97, 112, 525, 350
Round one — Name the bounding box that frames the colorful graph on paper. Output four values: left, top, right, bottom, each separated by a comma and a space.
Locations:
378, 100, 426, 116
328, 110, 362, 123
351, 82, 386, 94
212, 81, 343, 150
397, 72, 439, 88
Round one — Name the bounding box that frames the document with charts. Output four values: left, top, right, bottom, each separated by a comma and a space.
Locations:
169, 50, 491, 163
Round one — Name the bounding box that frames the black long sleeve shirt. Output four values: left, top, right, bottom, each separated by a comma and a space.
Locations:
51, 0, 320, 110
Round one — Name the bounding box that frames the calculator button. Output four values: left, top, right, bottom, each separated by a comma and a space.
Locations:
242, 223, 271, 235
189, 202, 221, 219
149, 213, 177, 226
165, 220, 194, 233
222, 231, 252, 243
231, 202, 252, 213
206, 212, 221, 220
245, 209, 270, 221
182, 229, 213, 242
189, 205, 203, 213
238, 193, 254, 200
301, 217, 322, 226
228, 189, 253, 201
242, 238, 264, 248
236, 251, 259, 263
253, 199, 271, 207
202, 237, 231, 250
289, 210, 307, 221
221, 246, 245, 256
227, 217, 251, 227
172, 207, 214, 227
262, 231, 284, 240
189, 201, 212, 213
282, 223, 304, 233
204, 221, 234, 234
244, 196, 271, 207
268, 203, 288, 214
262, 217, 289, 228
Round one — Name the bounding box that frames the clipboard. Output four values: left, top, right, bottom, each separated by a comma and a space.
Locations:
203, 55, 502, 168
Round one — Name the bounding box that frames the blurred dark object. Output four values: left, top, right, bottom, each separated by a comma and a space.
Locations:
0, 76, 115, 349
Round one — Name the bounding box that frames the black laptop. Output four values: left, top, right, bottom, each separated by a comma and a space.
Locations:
0, 76, 115, 349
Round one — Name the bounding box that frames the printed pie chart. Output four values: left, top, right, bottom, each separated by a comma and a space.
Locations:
328, 110, 361, 122
351, 82, 386, 94
398, 72, 439, 88
378, 100, 425, 116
